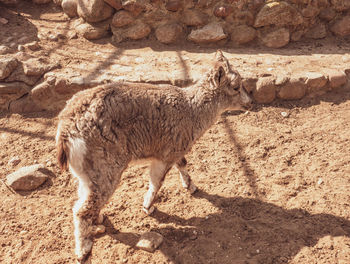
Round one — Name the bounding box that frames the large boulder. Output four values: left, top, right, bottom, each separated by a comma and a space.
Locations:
155, 23, 183, 44
188, 23, 227, 44
62, 0, 78, 18
231, 25, 256, 45
278, 78, 306, 100
259, 28, 290, 48
331, 16, 350, 37
253, 77, 276, 103
331, 0, 350, 11
77, 0, 114, 23
254, 1, 303, 27
76, 22, 110, 40
111, 10, 134, 27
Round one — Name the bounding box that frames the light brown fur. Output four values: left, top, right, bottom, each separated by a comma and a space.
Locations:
56, 50, 252, 263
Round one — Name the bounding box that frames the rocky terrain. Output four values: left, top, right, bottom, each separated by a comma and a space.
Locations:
0, 1, 350, 264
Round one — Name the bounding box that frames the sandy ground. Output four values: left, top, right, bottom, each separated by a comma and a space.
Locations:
1, 2, 350, 264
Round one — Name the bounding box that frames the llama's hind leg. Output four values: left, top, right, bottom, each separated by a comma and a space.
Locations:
143, 159, 172, 215
176, 157, 197, 194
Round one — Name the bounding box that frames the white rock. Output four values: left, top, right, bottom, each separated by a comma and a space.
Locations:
8, 156, 21, 167
136, 232, 163, 252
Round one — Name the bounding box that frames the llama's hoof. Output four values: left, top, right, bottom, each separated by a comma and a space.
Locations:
188, 183, 198, 194
91, 225, 106, 235
76, 239, 93, 264
143, 206, 155, 215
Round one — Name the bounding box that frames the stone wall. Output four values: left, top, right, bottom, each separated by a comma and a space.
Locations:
1, 51, 349, 113
31, 0, 350, 47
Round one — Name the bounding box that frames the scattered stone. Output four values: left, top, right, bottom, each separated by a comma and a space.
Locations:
231, 25, 256, 45
305, 23, 327, 39
259, 27, 290, 48
6, 164, 50, 191
77, 0, 114, 23
48, 34, 59, 41
188, 22, 226, 44
0, 56, 18, 80
275, 75, 289, 86
331, 16, 350, 37
327, 70, 347, 89
8, 156, 21, 167
67, 30, 78, 39
23, 41, 41, 51
0, 46, 11, 55
305, 72, 328, 92
253, 77, 276, 103
123, 0, 145, 17
278, 77, 306, 100
0, 17, 8, 24
183, 9, 208, 27
214, 5, 233, 18
136, 232, 163, 253
165, 0, 182, 12
104, 0, 122, 10
62, 0, 78, 18
123, 21, 151, 40
319, 8, 336, 21
30, 78, 55, 104
254, 1, 303, 27
76, 22, 110, 40
281, 111, 289, 117
317, 178, 323, 185
155, 23, 182, 44
111, 10, 134, 27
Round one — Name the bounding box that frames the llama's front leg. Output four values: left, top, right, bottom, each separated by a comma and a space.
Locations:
73, 180, 105, 264
176, 157, 197, 194
143, 160, 171, 215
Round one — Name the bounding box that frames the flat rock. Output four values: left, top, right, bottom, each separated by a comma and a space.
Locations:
305, 72, 327, 90
6, 164, 50, 191
0, 82, 30, 111
253, 77, 276, 103
155, 23, 183, 44
254, 1, 303, 27
260, 27, 290, 48
0, 56, 18, 80
62, 0, 78, 18
188, 22, 226, 44
136, 232, 163, 253
331, 16, 350, 37
77, 0, 114, 23
76, 22, 110, 40
278, 77, 306, 100
23, 58, 57, 76
231, 25, 256, 45
327, 70, 347, 88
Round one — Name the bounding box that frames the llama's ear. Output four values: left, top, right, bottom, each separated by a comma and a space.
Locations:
214, 65, 226, 86
215, 50, 224, 62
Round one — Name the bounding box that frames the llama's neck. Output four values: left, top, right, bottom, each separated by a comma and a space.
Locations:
185, 78, 227, 140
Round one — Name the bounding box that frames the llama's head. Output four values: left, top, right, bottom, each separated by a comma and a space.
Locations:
212, 50, 252, 111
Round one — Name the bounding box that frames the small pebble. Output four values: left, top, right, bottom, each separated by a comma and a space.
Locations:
317, 178, 323, 185
281, 111, 289, 118
8, 156, 21, 167
17, 45, 25, 52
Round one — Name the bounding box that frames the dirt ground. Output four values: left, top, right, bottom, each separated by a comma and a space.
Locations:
1, 2, 350, 264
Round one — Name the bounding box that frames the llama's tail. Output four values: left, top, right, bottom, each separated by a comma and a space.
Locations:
56, 125, 69, 171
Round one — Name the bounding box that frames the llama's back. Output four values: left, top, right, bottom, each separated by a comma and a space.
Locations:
57, 82, 197, 169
